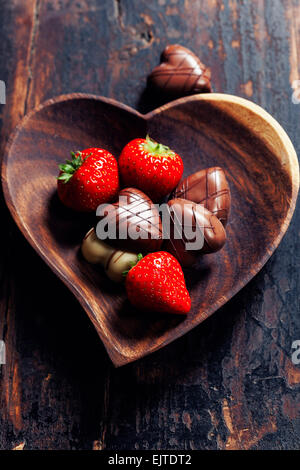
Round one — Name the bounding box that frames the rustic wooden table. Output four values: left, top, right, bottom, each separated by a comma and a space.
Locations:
0, 0, 299, 451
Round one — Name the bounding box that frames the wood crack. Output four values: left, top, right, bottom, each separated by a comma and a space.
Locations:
94, 374, 110, 450
114, 0, 125, 31
24, 0, 41, 115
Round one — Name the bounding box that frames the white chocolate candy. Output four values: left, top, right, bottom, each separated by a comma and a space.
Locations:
82, 228, 114, 264
81, 228, 138, 282
106, 250, 139, 283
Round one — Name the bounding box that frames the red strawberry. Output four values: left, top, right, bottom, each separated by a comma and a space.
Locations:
57, 148, 119, 212
125, 252, 191, 315
118, 135, 184, 201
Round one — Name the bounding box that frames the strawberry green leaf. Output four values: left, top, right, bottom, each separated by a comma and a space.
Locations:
144, 134, 174, 156
57, 150, 88, 184
122, 253, 143, 277
57, 173, 73, 183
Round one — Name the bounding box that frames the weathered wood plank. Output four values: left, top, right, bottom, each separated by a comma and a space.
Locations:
0, 0, 41, 450
0, 0, 299, 450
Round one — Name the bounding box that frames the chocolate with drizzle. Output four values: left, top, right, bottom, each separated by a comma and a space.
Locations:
149, 44, 212, 96
97, 188, 163, 253
172, 167, 231, 226
163, 198, 226, 267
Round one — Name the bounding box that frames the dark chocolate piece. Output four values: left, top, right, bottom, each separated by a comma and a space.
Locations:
172, 167, 231, 226
149, 44, 212, 97
163, 198, 226, 267
96, 188, 163, 254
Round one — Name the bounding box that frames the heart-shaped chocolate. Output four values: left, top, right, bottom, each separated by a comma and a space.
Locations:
96, 187, 163, 253
149, 44, 212, 96
2, 94, 298, 366
172, 167, 231, 226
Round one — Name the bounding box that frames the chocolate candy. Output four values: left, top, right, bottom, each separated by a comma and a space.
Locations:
148, 44, 212, 97
81, 228, 139, 283
96, 188, 163, 254
172, 167, 231, 226
163, 198, 226, 267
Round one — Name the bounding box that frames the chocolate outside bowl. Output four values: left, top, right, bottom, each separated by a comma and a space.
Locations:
1, 93, 299, 366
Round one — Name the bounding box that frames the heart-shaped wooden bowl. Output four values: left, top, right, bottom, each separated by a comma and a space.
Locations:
2, 93, 299, 366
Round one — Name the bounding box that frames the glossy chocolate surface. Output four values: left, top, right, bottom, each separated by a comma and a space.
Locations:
149, 44, 212, 96
96, 187, 163, 253
172, 167, 231, 226
163, 198, 226, 267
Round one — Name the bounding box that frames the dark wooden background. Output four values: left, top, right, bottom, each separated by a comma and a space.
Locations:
0, 0, 299, 450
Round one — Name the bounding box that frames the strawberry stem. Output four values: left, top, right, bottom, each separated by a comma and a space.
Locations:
58, 151, 89, 184
144, 135, 174, 156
